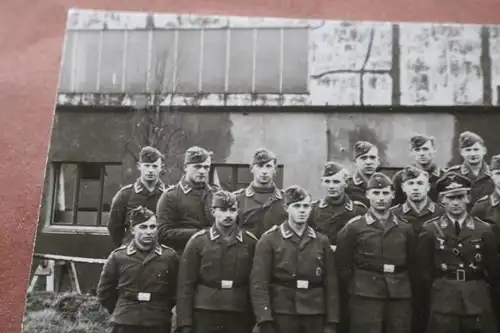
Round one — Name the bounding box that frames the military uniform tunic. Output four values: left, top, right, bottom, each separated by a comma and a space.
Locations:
472, 192, 500, 251
97, 241, 179, 332
391, 200, 445, 333
156, 177, 219, 253
335, 211, 415, 333
417, 215, 500, 333
392, 165, 445, 206
445, 163, 494, 209
250, 222, 340, 333
176, 225, 258, 333
233, 185, 287, 239
345, 171, 370, 207
309, 195, 367, 246
107, 179, 166, 248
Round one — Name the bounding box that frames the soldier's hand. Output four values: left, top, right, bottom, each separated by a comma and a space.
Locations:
259, 321, 275, 333
324, 324, 337, 333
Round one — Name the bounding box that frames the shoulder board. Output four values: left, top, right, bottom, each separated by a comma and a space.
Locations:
114, 184, 133, 195
160, 244, 176, 252
111, 245, 127, 253
422, 216, 440, 227
262, 225, 278, 236
473, 216, 491, 226
190, 229, 207, 240
232, 188, 245, 195
353, 200, 368, 209
244, 230, 259, 241
389, 204, 400, 211
476, 195, 489, 203
444, 165, 460, 172
344, 215, 363, 228
312, 199, 319, 205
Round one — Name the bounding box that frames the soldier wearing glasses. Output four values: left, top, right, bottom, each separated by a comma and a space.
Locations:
417, 172, 500, 333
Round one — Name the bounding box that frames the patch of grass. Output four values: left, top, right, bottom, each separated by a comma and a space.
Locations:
22, 292, 112, 333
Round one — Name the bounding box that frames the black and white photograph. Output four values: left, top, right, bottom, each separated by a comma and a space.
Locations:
21, 8, 500, 333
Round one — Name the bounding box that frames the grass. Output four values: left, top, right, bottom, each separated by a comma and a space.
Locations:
22, 292, 112, 333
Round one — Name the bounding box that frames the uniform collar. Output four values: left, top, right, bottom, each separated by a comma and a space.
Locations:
353, 171, 366, 186
492, 191, 500, 207
245, 184, 282, 199
279, 221, 316, 239
365, 211, 398, 226
443, 213, 474, 230
126, 241, 162, 256
209, 225, 243, 242
402, 199, 435, 214
413, 163, 440, 177
461, 162, 491, 177
179, 176, 211, 194
134, 179, 166, 194
319, 196, 353, 211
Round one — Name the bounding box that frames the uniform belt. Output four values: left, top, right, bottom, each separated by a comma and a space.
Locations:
120, 291, 169, 302
355, 263, 407, 274
438, 269, 485, 282
199, 280, 248, 289
272, 279, 324, 289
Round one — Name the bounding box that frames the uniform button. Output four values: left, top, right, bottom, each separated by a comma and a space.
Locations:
459, 263, 464, 268
458, 244, 463, 248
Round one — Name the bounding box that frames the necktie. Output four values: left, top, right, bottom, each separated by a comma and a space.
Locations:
454, 220, 461, 235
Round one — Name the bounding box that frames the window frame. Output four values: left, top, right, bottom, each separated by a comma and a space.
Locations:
209, 162, 285, 192
43, 161, 121, 235
60, 27, 309, 95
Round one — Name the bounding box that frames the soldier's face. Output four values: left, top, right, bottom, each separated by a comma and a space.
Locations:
460, 142, 486, 166
355, 148, 380, 175
411, 141, 435, 166
491, 170, 500, 189
321, 172, 347, 198
184, 157, 211, 183
132, 217, 158, 246
286, 196, 312, 225
212, 204, 239, 228
251, 161, 276, 185
441, 192, 469, 216
366, 186, 394, 211
402, 173, 430, 202
137, 158, 163, 183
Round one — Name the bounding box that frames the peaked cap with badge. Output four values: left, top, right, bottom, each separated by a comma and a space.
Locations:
251, 148, 277, 165
212, 190, 238, 209
436, 172, 472, 196
322, 161, 346, 177
184, 146, 213, 165
283, 185, 310, 206
459, 131, 484, 149
367, 172, 393, 190
410, 134, 435, 150
353, 141, 377, 159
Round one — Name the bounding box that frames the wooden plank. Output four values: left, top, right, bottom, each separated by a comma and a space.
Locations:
45, 260, 55, 292
69, 262, 82, 293
33, 253, 108, 264
27, 275, 39, 293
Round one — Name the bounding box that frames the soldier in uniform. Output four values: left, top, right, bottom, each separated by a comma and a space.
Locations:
336, 172, 415, 333
472, 154, 500, 250
445, 131, 494, 209
107, 146, 167, 248
97, 206, 179, 333
176, 190, 258, 333
308, 162, 366, 333
156, 146, 219, 254
391, 166, 445, 333
392, 135, 445, 206
345, 141, 381, 207
233, 148, 287, 238
250, 185, 339, 333
417, 172, 500, 333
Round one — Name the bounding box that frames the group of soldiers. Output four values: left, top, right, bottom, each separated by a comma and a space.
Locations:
97, 129, 500, 333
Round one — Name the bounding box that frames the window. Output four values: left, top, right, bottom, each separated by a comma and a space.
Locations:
59, 27, 309, 94
50, 162, 122, 228
209, 163, 284, 192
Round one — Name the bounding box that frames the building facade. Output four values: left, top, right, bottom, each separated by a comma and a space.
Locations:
31, 10, 500, 292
